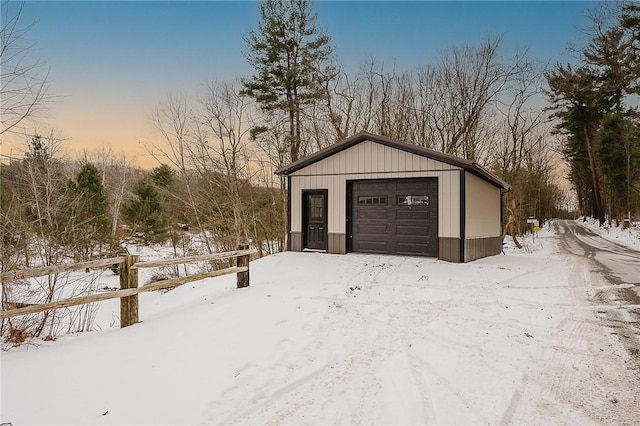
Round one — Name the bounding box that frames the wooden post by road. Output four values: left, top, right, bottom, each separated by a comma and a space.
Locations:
236, 244, 249, 288
120, 254, 139, 327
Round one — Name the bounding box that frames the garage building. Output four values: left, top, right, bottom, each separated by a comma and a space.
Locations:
275, 131, 510, 262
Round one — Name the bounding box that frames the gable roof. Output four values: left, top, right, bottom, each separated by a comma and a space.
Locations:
275, 131, 511, 191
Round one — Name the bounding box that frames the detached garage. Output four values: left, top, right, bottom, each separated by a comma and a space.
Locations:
275, 131, 510, 262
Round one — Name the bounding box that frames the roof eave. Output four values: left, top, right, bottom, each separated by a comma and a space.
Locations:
274, 131, 510, 191
468, 163, 511, 192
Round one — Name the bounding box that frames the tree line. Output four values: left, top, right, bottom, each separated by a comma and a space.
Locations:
4, 0, 640, 282
7, 0, 640, 341
547, 3, 640, 225
0, 132, 284, 341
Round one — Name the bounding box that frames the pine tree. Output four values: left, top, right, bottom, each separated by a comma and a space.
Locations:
68, 163, 110, 259
547, 64, 606, 223
150, 164, 174, 188
73, 163, 109, 231
242, 0, 334, 162
122, 179, 169, 245
546, 3, 640, 223
621, 3, 640, 220
622, 3, 640, 94
583, 15, 640, 221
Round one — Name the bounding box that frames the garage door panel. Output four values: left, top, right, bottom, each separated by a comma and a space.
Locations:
351, 178, 438, 256
357, 240, 390, 253
396, 219, 436, 228
356, 209, 388, 220
396, 209, 431, 221
397, 242, 436, 256
356, 223, 388, 236
396, 225, 431, 237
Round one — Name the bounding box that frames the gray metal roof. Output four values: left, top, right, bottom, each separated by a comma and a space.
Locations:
275, 131, 511, 191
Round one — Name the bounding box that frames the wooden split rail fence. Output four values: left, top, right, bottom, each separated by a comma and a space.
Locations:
0, 245, 255, 328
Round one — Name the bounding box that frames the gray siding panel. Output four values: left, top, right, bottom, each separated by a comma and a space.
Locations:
464, 237, 502, 261
438, 238, 461, 263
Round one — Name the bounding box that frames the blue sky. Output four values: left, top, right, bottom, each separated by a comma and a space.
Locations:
4, 0, 597, 166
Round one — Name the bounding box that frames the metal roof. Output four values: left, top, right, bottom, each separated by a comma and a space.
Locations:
275, 131, 511, 191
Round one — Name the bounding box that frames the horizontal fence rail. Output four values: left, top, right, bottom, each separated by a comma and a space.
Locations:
0, 256, 127, 283
132, 249, 254, 269
0, 246, 255, 328
139, 266, 248, 293
0, 288, 139, 319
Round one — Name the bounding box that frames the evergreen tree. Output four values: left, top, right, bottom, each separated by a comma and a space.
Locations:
121, 179, 169, 245
583, 13, 640, 221
242, 0, 334, 162
597, 113, 631, 217
621, 3, 640, 219
546, 3, 640, 223
150, 164, 174, 188
73, 163, 110, 231
67, 163, 110, 259
26, 134, 47, 159
546, 64, 606, 223
582, 26, 633, 112
622, 3, 640, 94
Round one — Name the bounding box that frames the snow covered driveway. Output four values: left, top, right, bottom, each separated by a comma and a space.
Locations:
2, 225, 639, 425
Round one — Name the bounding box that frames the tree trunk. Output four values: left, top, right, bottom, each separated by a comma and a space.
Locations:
584, 125, 605, 224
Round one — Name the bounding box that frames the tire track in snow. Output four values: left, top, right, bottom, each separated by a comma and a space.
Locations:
503, 260, 594, 423
505, 257, 640, 425
212, 255, 446, 425
408, 350, 492, 424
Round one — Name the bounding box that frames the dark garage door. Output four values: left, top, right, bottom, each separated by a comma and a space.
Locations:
350, 178, 438, 256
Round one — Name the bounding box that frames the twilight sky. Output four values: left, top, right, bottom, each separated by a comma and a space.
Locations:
2, 0, 596, 168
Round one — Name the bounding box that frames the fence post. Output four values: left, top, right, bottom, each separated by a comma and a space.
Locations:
236, 244, 250, 288
120, 254, 139, 327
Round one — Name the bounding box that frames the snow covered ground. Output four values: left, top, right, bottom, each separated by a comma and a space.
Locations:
2, 223, 638, 425
579, 216, 640, 251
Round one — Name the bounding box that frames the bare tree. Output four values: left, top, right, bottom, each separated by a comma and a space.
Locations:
251, 116, 291, 251
310, 39, 520, 158
319, 65, 356, 142
0, 1, 50, 136
78, 146, 136, 243
413, 37, 518, 159
487, 59, 564, 242
108, 155, 133, 240
1, 131, 82, 338
149, 95, 213, 254
491, 61, 549, 177
197, 80, 255, 246
409, 67, 438, 147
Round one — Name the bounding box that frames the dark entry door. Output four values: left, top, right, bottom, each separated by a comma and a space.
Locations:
303, 190, 328, 250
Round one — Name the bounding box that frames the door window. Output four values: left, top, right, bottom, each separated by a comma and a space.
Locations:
358, 196, 387, 206
397, 195, 430, 206
309, 194, 324, 222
